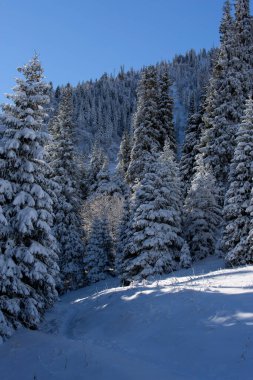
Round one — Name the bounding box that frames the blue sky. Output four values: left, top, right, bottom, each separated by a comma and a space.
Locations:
0, 0, 242, 102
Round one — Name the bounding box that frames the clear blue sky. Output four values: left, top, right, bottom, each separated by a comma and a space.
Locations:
0, 0, 246, 102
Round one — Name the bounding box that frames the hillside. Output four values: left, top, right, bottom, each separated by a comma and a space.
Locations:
1, 257, 253, 380
49, 49, 214, 159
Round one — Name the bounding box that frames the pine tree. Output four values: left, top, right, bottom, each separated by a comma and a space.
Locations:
179, 242, 192, 269
157, 63, 176, 152
122, 144, 184, 284
235, 0, 253, 96
117, 129, 132, 177
87, 142, 107, 192
0, 185, 13, 340
180, 106, 203, 198
222, 97, 253, 266
0, 56, 59, 339
87, 153, 125, 202
84, 216, 113, 283
48, 85, 85, 292
127, 66, 162, 185
94, 157, 116, 196
93, 157, 111, 194
196, 0, 246, 191
112, 171, 130, 198
184, 163, 222, 261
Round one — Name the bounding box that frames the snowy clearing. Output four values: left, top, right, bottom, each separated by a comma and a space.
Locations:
1, 257, 253, 380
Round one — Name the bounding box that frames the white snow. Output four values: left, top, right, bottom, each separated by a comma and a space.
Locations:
1, 256, 253, 380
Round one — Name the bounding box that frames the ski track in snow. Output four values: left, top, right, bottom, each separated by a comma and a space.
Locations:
1, 257, 253, 380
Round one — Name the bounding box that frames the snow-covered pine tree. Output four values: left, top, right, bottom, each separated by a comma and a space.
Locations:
121, 143, 184, 284
117, 129, 132, 177
0, 56, 59, 340
48, 84, 85, 292
222, 97, 253, 266
179, 242, 192, 269
157, 63, 176, 152
91, 156, 111, 195
111, 170, 130, 199
87, 142, 107, 193
196, 0, 246, 192
180, 105, 203, 198
235, 0, 253, 95
184, 162, 222, 261
0, 184, 13, 340
84, 216, 113, 283
127, 65, 162, 185
91, 155, 128, 199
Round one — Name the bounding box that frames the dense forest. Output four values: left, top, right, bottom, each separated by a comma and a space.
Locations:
0, 0, 253, 343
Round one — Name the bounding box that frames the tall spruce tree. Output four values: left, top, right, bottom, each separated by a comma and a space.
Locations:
184, 162, 222, 261
0, 56, 59, 340
122, 143, 184, 284
48, 85, 85, 292
127, 64, 176, 186
157, 63, 176, 152
117, 129, 132, 177
180, 106, 203, 198
88, 142, 107, 193
222, 97, 253, 266
235, 0, 253, 95
127, 66, 162, 185
92, 157, 111, 195
179, 242, 192, 269
89, 152, 128, 199
196, 0, 246, 191
84, 216, 113, 283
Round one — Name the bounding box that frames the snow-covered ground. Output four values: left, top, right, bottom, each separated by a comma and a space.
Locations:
1, 257, 253, 380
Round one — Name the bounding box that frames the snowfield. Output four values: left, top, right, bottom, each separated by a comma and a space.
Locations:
1, 257, 253, 380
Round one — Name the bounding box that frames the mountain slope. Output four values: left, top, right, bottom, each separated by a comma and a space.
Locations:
1, 257, 253, 380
